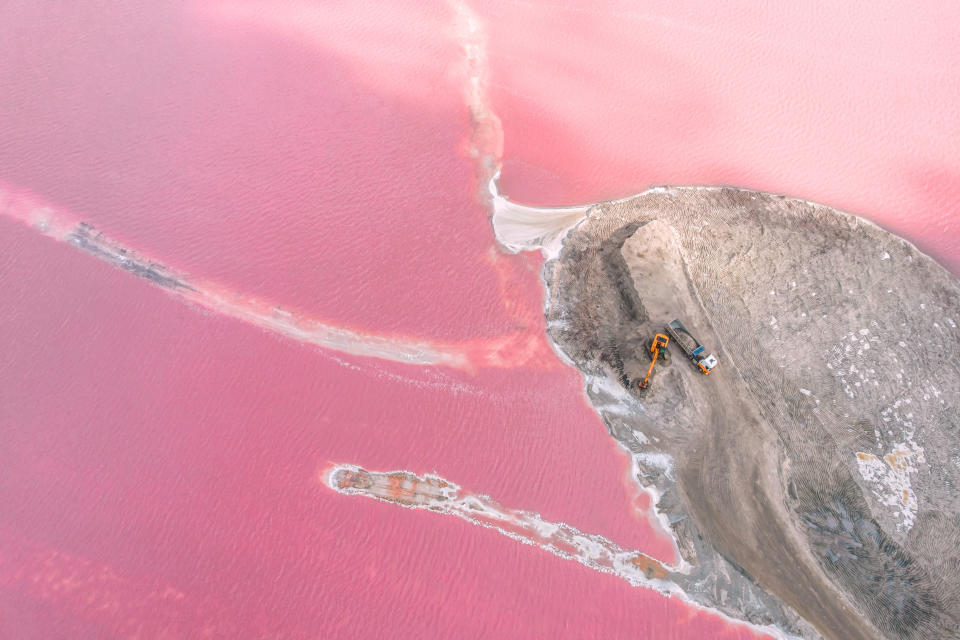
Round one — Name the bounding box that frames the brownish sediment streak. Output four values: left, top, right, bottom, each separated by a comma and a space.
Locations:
0, 182, 559, 372
448, 0, 503, 201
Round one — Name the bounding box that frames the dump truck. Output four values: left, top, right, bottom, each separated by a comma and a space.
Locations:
637, 333, 669, 390
666, 319, 718, 374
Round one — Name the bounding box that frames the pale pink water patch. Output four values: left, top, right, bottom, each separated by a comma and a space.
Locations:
481, 0, 960, 273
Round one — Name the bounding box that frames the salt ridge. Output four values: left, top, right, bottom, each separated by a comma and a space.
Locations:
324, 463, 795, 640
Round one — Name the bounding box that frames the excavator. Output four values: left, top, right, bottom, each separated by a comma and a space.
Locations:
637, 333, 670, 390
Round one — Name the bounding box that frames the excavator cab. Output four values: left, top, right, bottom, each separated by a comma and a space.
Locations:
652, 334, 669, 357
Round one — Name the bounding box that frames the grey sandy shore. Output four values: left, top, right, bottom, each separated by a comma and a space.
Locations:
539, 187, 960, 640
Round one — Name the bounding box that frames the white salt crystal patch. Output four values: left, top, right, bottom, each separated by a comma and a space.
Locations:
634, 452, 675, 480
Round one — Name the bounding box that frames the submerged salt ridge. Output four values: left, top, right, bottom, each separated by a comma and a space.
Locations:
325, 464, 793, 640
1, 183, 568, 374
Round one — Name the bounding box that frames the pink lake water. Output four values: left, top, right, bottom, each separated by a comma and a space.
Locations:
1, 0, 958, 638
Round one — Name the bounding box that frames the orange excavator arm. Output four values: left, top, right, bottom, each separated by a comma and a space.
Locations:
637, 334, 669, 390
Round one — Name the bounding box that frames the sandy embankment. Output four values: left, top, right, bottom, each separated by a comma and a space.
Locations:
496, 185, 960, 640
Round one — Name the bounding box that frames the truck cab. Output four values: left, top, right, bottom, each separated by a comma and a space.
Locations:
697, 351, 718, 373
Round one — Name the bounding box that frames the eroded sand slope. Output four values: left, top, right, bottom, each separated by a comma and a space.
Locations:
541, 187, 960, 640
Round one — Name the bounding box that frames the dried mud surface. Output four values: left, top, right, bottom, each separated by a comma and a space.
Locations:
544, 187, 960, 640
